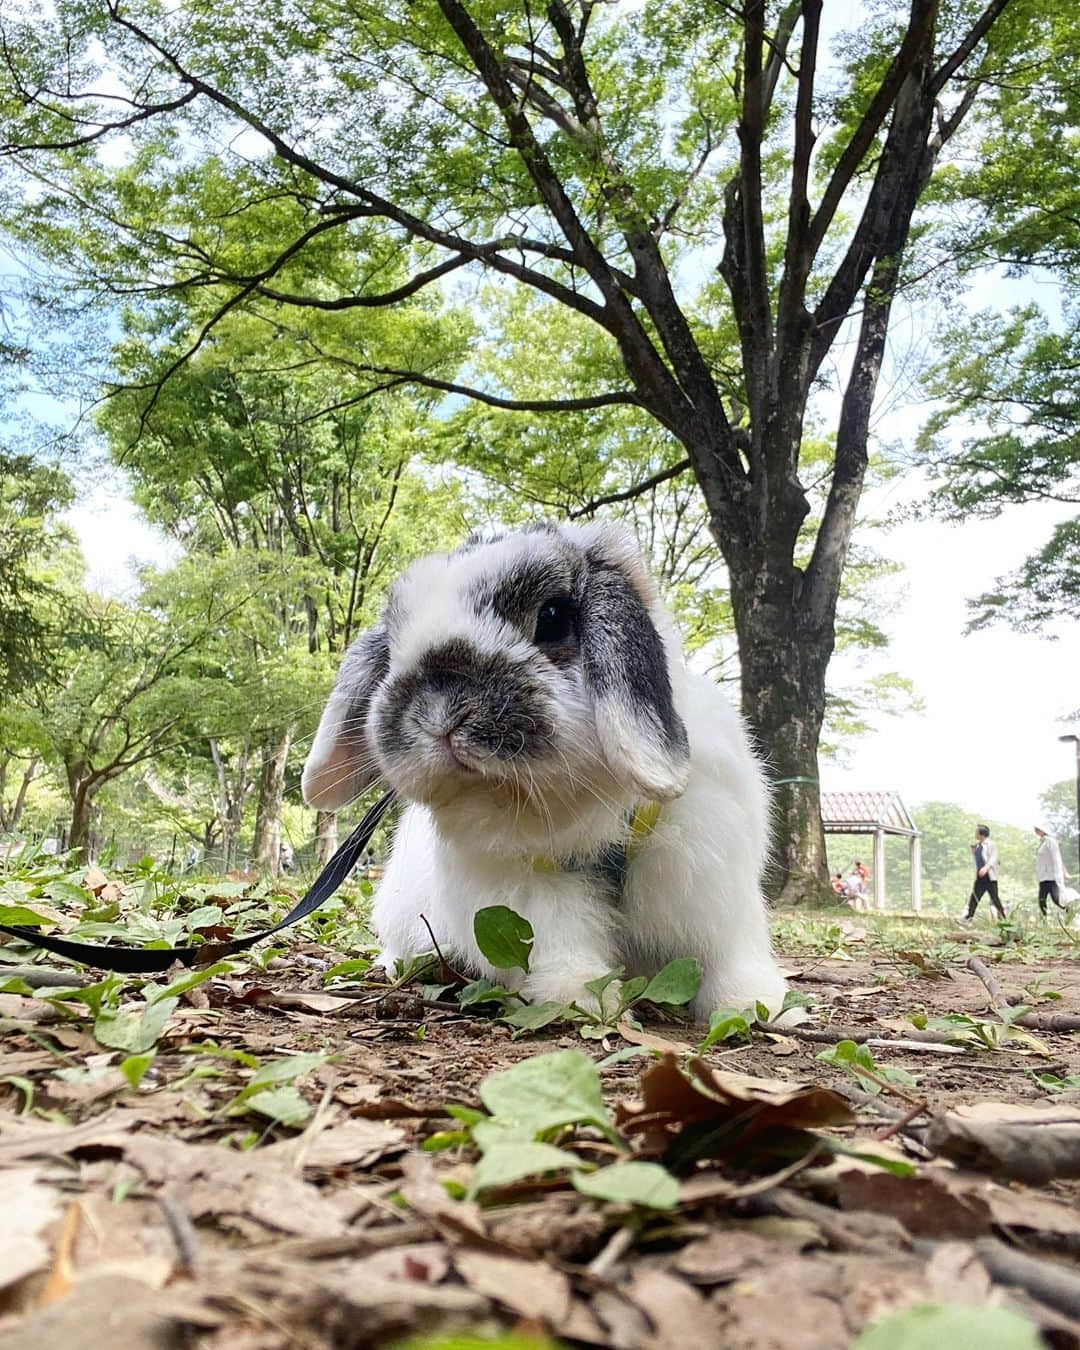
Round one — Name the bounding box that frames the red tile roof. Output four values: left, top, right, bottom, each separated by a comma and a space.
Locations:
820, 790, 918, 834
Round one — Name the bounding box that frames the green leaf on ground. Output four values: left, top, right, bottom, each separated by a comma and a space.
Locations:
146, 959, 234, 1004
323, 958, 373, 982
458, 978, 518, 1007
94, 996, 179, 1053
478, 1049, 613, 1137
572, 1160, 680, 1209
502, 1001, 568, 1036
469, 1141, 583, 1196
120, 1053, 156, 1089
234, 1052, 327, 1102
853, 1303, 1041, 1350
698, 1007, 754, 1052
241, 1085, 312, 1128
0, 904, 53, 927
642, 958, 702, 1006
473, 905, 534, 972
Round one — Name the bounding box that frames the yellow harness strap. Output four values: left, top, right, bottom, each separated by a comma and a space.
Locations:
531, 800, 661, 876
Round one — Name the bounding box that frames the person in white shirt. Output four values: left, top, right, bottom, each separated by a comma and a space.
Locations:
964, 824, 1006, 921
1033, 826, 1068, 916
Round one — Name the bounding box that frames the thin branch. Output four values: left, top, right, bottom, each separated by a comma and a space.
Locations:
567, 457, 692, 518
252, 254, 471, 309
931, 0, 1013, 95
97, 3, 614, 330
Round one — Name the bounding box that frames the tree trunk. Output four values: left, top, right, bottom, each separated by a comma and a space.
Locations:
314, 809, 337, 867
210, 739, 251, 872
68, 778, 95, 864
252, 731, 292, 875
0, 755, 38, 832
726, 531, 836, 907
10, 757, 39, 832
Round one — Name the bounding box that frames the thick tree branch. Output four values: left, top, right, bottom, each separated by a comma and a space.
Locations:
808, 22, 943, 379
252, 254, 471, 309
730, 0, 773, 481
806, 0, 937, 258
435, 0, 696, 426
776, 0, 820, 349
298, 350, 641, 414
351, 369, 640, 415
760, 0, 805, 115
543, 0, 740, 461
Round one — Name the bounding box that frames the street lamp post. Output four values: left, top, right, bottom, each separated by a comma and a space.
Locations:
1060, 734, 1080, 877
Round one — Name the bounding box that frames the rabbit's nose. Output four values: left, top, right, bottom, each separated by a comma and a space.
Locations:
415, 697, 470, 739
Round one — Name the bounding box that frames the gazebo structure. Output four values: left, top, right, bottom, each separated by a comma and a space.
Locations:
820, 790, 921, 912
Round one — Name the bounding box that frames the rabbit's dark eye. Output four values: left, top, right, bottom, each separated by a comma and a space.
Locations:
534, 595, 576, 645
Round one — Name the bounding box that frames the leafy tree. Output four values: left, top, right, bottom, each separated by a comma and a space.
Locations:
914, 3, 1078, 632
99, 306, 467, 867
0, 0, 1050, 897
917, 313, 1079, 633
0, 450, 76, 693
16, 572, 245, 861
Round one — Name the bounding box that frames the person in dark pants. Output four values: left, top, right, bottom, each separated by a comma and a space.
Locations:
1034, 826, 1068, 916
964, 824, 1006, 921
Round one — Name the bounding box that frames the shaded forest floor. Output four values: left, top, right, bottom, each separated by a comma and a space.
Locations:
2, 876, 1080, 1349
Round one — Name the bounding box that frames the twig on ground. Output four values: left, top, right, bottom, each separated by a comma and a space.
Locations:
1011, 1010, 1080, 1032
973, 1238, 1080, 1321
737, 1187, 909, 1255
417, 913, 468, 984
760, 1021, 966, 1050
874, 1099, 930, 1142
158, 1191, 200, 1276
3, 965, 88, 988
586, 1222, 638, 1280
967, 957, 1080, 1031
967, 954, 1013, 1009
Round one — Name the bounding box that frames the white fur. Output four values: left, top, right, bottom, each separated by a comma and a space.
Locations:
305, 522, 790, 1023
371, 673, 787, 1021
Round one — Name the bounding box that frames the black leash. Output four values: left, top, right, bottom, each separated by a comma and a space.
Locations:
0, 790, 396, 974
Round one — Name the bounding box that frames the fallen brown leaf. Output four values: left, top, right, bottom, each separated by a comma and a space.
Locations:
834, 1170, 991, 1239
0, 1169, 61, 1294
81, 866, 109, 895
453, 1249, 572, 1327
0, 1273, 219, 1350
673, 1228, 777, 1285
267, 1116, 406, 1171
399, 1153, 486, 1236
0, 1109, 134, 1165
120, 1134, 351, 1237
615, 1021, 695, 1054
616, 1054, 852, 1158
625, 1266, 725, 1350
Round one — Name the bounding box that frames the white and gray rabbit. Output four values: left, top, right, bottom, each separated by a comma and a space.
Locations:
302, 521, 789, 1022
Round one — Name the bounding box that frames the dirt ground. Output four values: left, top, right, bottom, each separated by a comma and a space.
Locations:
2, 913, 1080, 1349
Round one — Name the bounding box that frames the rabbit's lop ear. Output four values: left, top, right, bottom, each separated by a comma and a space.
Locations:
579, 536, 690, 801
302, 626, 389, 810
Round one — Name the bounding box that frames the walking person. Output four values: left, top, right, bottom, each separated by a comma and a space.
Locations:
964, 824, 1006, 921
1034, 826, 1068, 916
